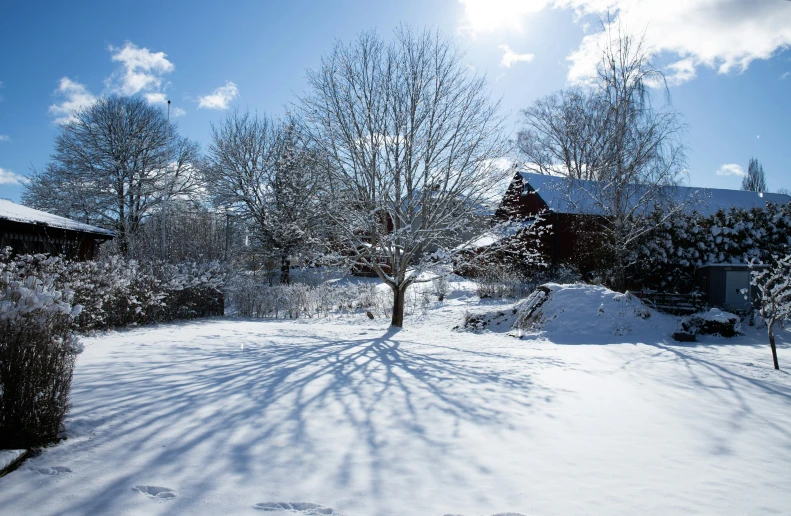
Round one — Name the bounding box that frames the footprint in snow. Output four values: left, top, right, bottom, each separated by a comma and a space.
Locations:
133, 485, 177, 500
31, 466, 73, 475
444, 513, 527, 516
253, 502, 336, 514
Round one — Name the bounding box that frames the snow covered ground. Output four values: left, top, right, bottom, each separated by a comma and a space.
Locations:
1, 283, 789, 515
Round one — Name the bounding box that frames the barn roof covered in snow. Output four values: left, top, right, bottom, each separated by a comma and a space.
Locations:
0, 199, 114, 237
518, 172, 791, 217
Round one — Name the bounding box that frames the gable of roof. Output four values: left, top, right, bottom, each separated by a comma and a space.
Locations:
517, 172, 791, 218
0, 200, 114, 237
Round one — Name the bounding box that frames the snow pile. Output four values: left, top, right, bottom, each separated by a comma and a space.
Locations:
456, 307, 519, 332
0, 450, 26, 473
455, 283, 668, 341
512, 283, 669, 341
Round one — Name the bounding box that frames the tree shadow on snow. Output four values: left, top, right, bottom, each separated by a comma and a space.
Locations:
37, 320, 564, 515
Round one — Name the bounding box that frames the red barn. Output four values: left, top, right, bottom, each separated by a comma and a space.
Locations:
494, 172, 791, 276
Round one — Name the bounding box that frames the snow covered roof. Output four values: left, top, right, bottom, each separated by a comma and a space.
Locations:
518, 172, 791, 218
0, 199, 114, 237
455, 219, 536, 250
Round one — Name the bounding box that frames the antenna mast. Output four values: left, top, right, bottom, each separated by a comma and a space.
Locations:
161, 100, 171, 260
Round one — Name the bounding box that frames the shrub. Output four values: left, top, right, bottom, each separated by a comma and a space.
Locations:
0, 249, 228, 331
0, 274, 83, 448
680, 309, 742, 338
432, 276, 449, 301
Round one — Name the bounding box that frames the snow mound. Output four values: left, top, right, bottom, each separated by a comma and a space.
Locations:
512, 283, 671, 342
0, 450, 26, 473
695, 308, 740, 324
456, 307, 519, 332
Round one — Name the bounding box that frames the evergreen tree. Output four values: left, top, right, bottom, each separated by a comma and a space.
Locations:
742, 158, 767, 192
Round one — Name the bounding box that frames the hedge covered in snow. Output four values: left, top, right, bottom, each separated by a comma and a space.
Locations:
0, 249, 228, 331
630, 202, 791, 293
0, 268, 83, 448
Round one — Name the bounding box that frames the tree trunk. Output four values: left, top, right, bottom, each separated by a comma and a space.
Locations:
769, 322, 780, 370
391, 286, 405, 328
280, 254, 291, 285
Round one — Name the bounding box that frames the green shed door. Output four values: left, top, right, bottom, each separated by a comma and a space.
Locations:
725, 271, 750, 311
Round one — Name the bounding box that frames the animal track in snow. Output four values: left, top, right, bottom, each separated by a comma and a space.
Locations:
253, 502, 336, 514
31, 466, 73, 475
132, 485, 177, 499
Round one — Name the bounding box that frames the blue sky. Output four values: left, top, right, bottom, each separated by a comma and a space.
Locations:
1, 0, 790, 202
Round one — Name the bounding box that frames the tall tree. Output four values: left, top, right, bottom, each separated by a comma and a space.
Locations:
204, 110, 325, 284
742, 158, 767, 192
23, 95, 200, 255
517, 23, 687, 290
301, 27, 509, 327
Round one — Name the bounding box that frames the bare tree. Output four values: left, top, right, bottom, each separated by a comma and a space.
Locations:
518, 22, 687, 290
301, 27, 509, 327
751, 255, 791, 370
518, 88, 611, 180
204, 110, 325, 284
23, 95, 201, 255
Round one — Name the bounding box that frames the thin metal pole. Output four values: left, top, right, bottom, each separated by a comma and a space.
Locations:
161, 100, 171, 260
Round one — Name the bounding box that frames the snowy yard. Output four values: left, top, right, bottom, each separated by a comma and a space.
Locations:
1, 289, 790, 516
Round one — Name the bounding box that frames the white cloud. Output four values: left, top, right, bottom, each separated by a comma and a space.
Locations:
172, 107, 186, 117
198, 81, 239, 110
0, 135, 9, 142
716, 164, 746, 177
499, 45, 535, 68
145, 92, 168, 104
0, 167, 28, 185
459, 0, 791, 85
49, 77, 97, 124
106, 42, 174, 97
782, 72, 790, 80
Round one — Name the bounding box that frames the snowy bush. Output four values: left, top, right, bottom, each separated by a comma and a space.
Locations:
226, 275, 392, 319
432, 276, 449, 302
473, 264, 535, 299
225, 274, 438, 320
0, 249, 228, 331
0, 270, 82, 448
680, 309, 742, 338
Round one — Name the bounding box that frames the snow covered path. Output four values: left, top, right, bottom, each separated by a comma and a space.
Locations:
1, 314, 789, 515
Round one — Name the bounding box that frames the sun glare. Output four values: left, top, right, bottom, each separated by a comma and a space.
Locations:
459, 0, 549, 34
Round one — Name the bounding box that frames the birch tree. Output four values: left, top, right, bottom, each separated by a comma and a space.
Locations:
301, 27, 508, 327
518, 23, 687, 290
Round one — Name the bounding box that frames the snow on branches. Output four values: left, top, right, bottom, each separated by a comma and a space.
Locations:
630, 202, 791, 293
751, 254, 791, 370
0, 248, 228, 331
